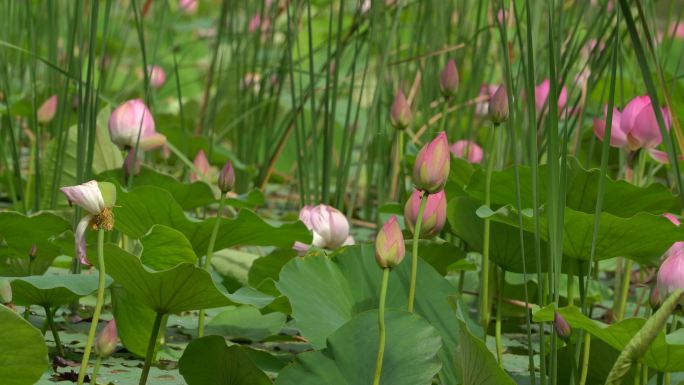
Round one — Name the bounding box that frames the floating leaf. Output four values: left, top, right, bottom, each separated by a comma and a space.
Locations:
0, 305, 48, 385
205, 305, 286, 342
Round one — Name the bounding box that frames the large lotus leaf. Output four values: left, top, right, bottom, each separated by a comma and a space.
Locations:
179, 335, 272, 385
113, 186, 311, 255
457, 319, 517, 385
140, 225, 197, 270
275, 309, 442, 385
465, 157, 679, 217
0, 305, 48, 385
9, 274, 111, 308
445, 156, 477, 201
276, 244, 460, 384
205, 305, 286, 342
534, 305, 684, 372
0, 212, 71, 276
111, 284, 163, 358
480, 204, 684, 265
102, 244, 235, 313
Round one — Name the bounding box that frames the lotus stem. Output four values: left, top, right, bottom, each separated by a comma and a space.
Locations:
615, 259, 633, 321
372, 267, 390, 385
579, 333, 590, 385
407, 192, 428, 313
45, 306, 65, 357
92, 355, 102, 385
77, 229, 107, 385
495, 268, 504, 367
197, 194, 227, 337
139, 312, 164, 385
480, 127, 498, 335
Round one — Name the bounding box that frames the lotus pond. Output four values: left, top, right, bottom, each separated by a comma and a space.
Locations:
2, 1, 684, 385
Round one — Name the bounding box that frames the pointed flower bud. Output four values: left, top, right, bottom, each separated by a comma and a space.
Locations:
554, 311, 572, 341
108, 99, 165, 151
95, 320, 118, 358
298, 204, 351, 250
440, 59, 459, 98
390, 90, 412, 130
375, 215, 405, 269
147, 65, 166, 89
413, 132, 451, 193
218, 160, 235, 193
37, 95, 58, 124
0, 278, 11, 304
489, 85, 509, 124
60, 181, 117, 265
404, 190, 447, 238
450, 140, 483, 164
190, 150, 211, 182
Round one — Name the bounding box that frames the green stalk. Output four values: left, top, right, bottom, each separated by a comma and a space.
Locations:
45, 306, 65, 357
480, 126, 498, 334
407, 192, 428, 313
139, 312, 164, 385
495, 268, 504, 367
197, 194, 227, 337
92, 355, 102, 385
372, 268, 390, 385
567, 339, 580, 385
615, 259, 633, 321
579, 333, 591, 385
77, 229, 106, 385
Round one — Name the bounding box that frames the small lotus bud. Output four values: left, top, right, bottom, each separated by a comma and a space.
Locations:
108, 99, 165, 151
37, 95, 58, 124
147, 65, 166, 89
390, 90, 412, 130
649, 285, 661, 310
489, 85, 509, 124
218, 160, 235, 193
450, 140, 483, 164
190, 150, 210, 182
375, 215, 405, 269
412, 132, 451, 193
554, 311, 571, 341
124, 150, 142, 178
95, 320, 118, 358
439, 59, 459, 98
0, 278, 12, 304
404, 190, 447, 238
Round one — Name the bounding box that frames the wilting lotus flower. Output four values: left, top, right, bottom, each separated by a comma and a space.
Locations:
593, 106, 627, 148
619, 96, 671, 151
375, 215, 405, 269
296, 204, 351, 252
440, 59, 459, 98
413, 132, 451, 193
179, 0, 198, 14
37, 95, 58, 124
60, 181, 116, 265
95, 320, 118, 358
390, 90, 412, 130
0, 278, 11, 304
535, 79, 568, 114
190, 150, 211, 182
108, 99, 165, 150
553, 311, 572, 341
450, 140, 483, 164
218, 160, 235, 193
404, 190, 446, 238
147, 65, 166, 89
489, 85, 509, 124
475, 84, 498, 116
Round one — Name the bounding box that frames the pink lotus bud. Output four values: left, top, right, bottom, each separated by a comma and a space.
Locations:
620, 96, 670, 151
147, 65, 166, 89
553, 311, 572, 341
179, 0, 198, 14
95, 320, 118, 358
218, 160, 235, 193
593, 106, 627, 148
489, 85, 509, 124
249, 14, 262, 33
535, 79, 568, 114
404, 190, 446, 238
108, 99, 165, 151
375, 215, 405, 269
475, 84, 498, 116
124, 150, 142, 178
298, 204, 351, 250
656, 241, 684, 301
390, 90, 412, 129
37, 95, 58, 124
413, 132, 451, 193
190, 150, 210, 182
440, 59, 459, 98
0, 278, 11, 304
450, 140, 483, 164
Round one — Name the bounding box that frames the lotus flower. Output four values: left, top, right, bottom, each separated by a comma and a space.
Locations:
375, 215, 405, 269
147, 65, 166, 89
534, 79, 568, 114
295, 205, 351, 252
656, 213, 684, 302
619, 95, 671, 151
404, 190, 446, 238
108, 99, 165, 150
593, 106, 627, 148
95, 320, 118, 358
218, 160, 235, 193
668, 23, 684, 39
450, 140, 483, 164
60, 181, 116, 265
413, 132, 451, 193
390, 90, 412, 130
489, 85, 509, 124
190, 150, 211, 182
179, 0, 198, 14
440, 59, 459, 98
37, 95, 58, 124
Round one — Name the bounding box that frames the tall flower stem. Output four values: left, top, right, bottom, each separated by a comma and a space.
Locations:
92, 356, 102, 385
45, 306, 65, 357
495, 268, 504, 366
197, 194, 227, 337
139, 312, 164, 385
372, 267, 390, 385
480, 127, 498, 334
407, 192, 428, 313
77, 229, 106, 385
